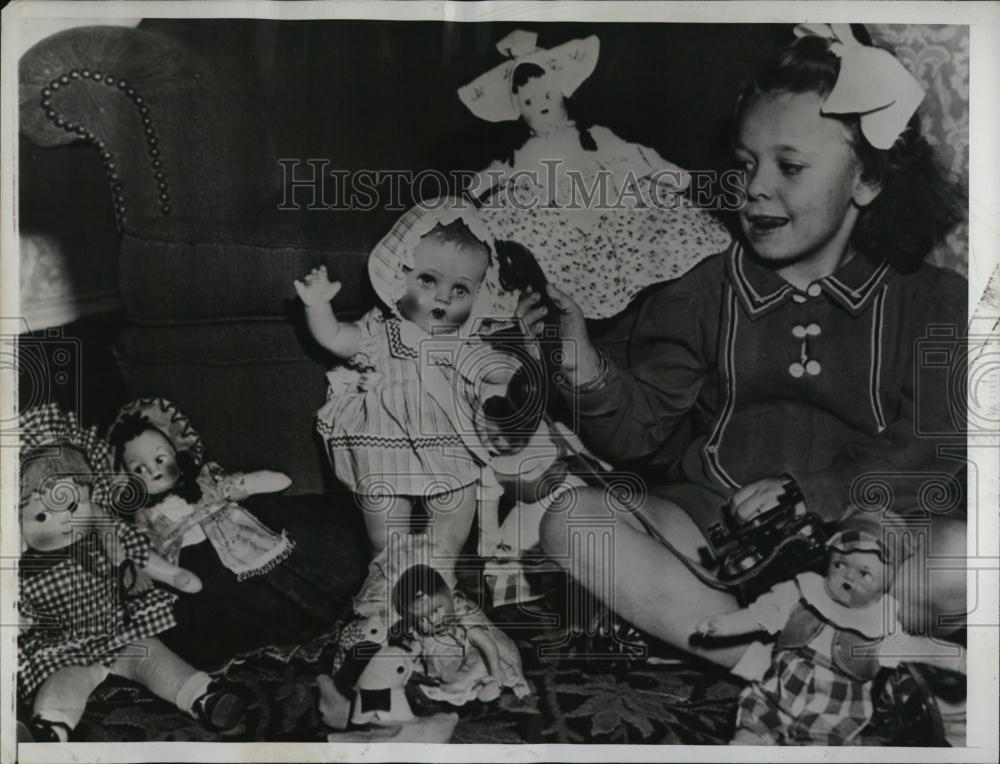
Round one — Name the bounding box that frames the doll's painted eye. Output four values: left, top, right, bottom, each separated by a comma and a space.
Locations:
523, 98, 531, 106
34, 512, 48, 523
396, 665, 405, 674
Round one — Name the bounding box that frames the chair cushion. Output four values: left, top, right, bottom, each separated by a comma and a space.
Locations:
119, 210, 398, 323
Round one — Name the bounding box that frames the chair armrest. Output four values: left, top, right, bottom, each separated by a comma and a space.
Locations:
19, 25, 277, 228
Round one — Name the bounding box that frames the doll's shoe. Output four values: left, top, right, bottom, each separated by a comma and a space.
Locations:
192, 682, 246, 732
18, 715, 73, 742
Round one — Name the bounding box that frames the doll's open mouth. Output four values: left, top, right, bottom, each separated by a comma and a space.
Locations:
431, 308, 446, 320
747, 214, 789, 233
540, 108, 549, 114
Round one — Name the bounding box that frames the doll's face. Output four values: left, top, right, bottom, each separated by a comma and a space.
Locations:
825, 550, 888, 608
398, 236, 488, 333
515, 72, 569, 133
410, 590, 455, 635
21, 481, 91, 552
121, 429, 181, 495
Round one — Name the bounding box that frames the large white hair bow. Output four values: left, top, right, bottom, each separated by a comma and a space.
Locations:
458, 30, 600, 123
794, 23, 925, 150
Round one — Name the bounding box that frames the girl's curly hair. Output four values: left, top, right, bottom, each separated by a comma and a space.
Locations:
737, 26, 966, 272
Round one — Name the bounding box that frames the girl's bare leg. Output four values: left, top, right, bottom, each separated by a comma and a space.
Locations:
358, 495, 414, 554
540, 485, 750, 669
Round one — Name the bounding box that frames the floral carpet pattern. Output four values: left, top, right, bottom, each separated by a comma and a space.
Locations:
73, 604, 744, 744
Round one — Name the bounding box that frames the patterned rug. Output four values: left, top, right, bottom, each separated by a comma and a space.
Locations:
73, 601, 744, 744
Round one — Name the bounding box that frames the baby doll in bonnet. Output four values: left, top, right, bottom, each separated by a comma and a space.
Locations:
459, 30, 731, 320
109, 398, 347, 670
695, 510, 967, 746
296, 198, 523, 560
17, 404, 245, 742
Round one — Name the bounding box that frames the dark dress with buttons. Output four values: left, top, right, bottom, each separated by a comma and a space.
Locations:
571, 242, 967, 535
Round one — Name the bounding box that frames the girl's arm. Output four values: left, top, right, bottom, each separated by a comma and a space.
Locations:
467, 626, 502, 678
294, 265, 361, 359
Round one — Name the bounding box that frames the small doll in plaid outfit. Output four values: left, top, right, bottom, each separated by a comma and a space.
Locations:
695, 511, 966, 745
17, 405, 245, 743
459, 30, 731, 320
295, 199, 519, 558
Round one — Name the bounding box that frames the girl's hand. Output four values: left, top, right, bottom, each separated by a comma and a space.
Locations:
731, 477, 804, 525
543, 284, 602, 387
294, 265, 342, 307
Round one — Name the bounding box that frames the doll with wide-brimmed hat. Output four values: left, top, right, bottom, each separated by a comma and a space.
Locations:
459, 29, 732, 320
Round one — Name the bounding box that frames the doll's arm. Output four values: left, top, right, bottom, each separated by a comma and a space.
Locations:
469, 160, 510, 200
696, 580, 799, 638
294, 265, 361, 359
142, 551, 203, 593
114, 521, 201, 593
467, 626, 502, 679
878, 631, 967, 674
216, 470, 292, 502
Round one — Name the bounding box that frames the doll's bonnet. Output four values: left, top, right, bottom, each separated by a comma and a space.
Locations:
367, 198, 516, 328
110, 397, 206, 467
458, 30, 599, 123
19, 403, 116, 512
827, 509, 895, 565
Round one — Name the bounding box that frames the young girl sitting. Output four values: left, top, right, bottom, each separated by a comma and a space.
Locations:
534, 22, 968, 690
696, 511, 966, 745
18, 405, 245, 741
109, 397, 361, 670
459, 29, 732, 320
295, 200, 518, 557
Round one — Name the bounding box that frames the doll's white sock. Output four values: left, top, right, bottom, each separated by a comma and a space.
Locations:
175, 671, 212, 717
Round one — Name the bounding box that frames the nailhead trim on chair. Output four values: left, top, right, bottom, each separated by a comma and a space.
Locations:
40, 70, 172, 229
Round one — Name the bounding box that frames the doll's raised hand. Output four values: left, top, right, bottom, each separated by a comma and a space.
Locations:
142, 550, 203, 593
239, 470, 292, 496
294, 265, 342, 307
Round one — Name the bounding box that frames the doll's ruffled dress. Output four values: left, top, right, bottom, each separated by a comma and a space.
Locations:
315, 308, 498, 499
476, 124, 732, 319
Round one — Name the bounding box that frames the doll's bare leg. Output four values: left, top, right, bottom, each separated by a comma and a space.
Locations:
358, 495, 414, 554
143, 551, 203, 593
30, 665, 109, 739
426, 485, 477, 561
110, 637, 242, 726
540, 485, 750, 669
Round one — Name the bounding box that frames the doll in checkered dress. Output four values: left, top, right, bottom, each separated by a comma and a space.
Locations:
17, 405, 245, 743
695, 511, 966, 745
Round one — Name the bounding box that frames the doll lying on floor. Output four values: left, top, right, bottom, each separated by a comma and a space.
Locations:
321, 533, 530, 729
17, 405, 245, 742
109, 398, 351, 670
696, 510, 967, 746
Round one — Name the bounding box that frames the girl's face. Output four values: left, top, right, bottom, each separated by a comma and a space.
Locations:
825, 550, 888, 608
398, 237, 488, 333
21, 481, 91, 552
515, 73, 569, 133
735, 90, 880, 278
121, 429, 181, 495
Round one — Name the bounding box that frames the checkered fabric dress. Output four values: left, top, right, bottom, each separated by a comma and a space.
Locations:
316, 308, 492, 499
18, 510, 178, 700
735, 634, 874, 745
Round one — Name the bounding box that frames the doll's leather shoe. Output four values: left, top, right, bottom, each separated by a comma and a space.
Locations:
18, 715, 73, 742
192, 682, 246, 732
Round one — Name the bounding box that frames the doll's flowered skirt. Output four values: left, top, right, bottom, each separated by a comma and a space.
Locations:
479, 179, 732, 320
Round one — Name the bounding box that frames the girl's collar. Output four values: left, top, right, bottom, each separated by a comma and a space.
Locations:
796, 570, 896, 638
